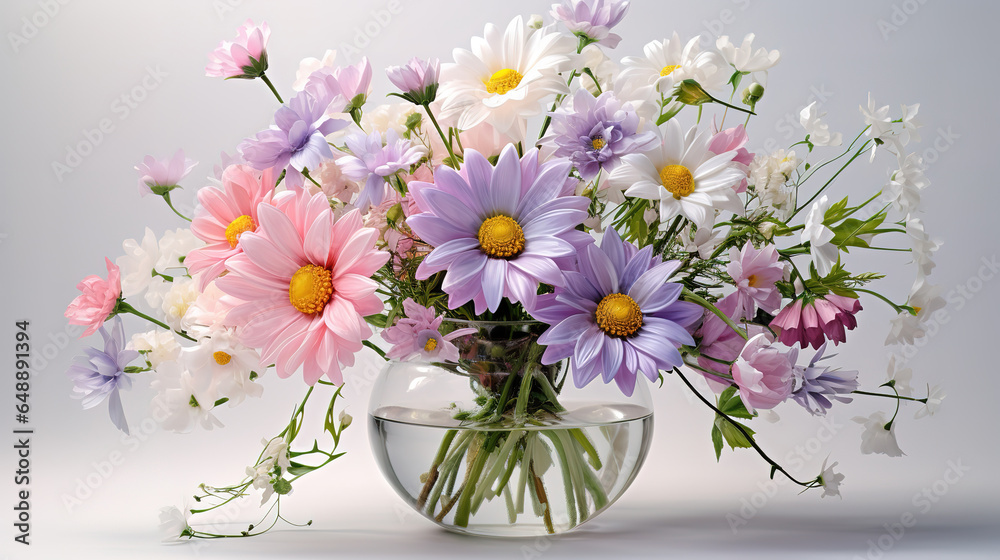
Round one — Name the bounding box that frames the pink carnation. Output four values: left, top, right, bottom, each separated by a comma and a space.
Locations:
727, 243, 784, 320
731, 333, 797, 413
66, 258, 121, 338
382, 299, 475, 362
770, 294, 862, 350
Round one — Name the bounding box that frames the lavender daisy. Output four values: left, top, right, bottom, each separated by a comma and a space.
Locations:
336, 128, 426, 210
66, 316, 140, 434
238, 86, 349, 189
135, 149, 197, 197
551, 0, 631, 48
791, 342, 860, 415
532, 228, 701, 396
407, 145, 590, 313
547, 90, 658, 181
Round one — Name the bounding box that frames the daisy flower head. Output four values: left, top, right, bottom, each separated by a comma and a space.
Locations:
438, 16, 576, 139
619, 32, 728, 99
180, 329, 263, 406
66, 316, 138, 434
381, 298, 476, 362
609, 119, 746, 229
135, 149, 197, 197
335, 128, 427, 211
238, 86, 350, 189
550, 0, 631, 48
66, 257, 121, 338
532, 228, 702, 396
727, 242, 784, 320
217, 189, 389, 385
546, 89, 659, 181
205, 19, 271, 79
407, 145, 590, 313
186, 165, 277, 290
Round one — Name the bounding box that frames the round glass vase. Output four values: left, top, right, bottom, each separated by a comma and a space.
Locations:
368, 320, 653, 537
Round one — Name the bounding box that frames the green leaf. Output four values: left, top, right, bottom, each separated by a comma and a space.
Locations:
823, 196, 851, 224
718, 386, 755, 420
715, 415, 756, 450
712, 424, 723, 462
272, 478, 292, 495
364, 314, 388, 329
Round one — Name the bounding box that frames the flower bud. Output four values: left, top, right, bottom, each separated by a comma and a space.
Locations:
672, 79, 712, 106
743, 82, 765, 105
338, 410, 353, 429
528, 14, 544, 29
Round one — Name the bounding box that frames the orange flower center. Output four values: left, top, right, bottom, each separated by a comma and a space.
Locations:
485, 68, 524, 95
595, 293, 643, 337
225, 215, 256, 248
478, 215, 525, 259
289, 264, 334, 315
660, 64, 681, 77
423, 338, 438, 352
213, 351, 232, 365
659, 164, 695, 200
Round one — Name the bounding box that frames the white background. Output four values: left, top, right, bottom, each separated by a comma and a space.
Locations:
1, 0, 998, 558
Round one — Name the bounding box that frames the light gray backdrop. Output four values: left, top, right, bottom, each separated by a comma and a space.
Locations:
1, 0, 998, 559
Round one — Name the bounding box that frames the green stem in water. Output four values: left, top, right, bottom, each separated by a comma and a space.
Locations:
259, 73, 284, 104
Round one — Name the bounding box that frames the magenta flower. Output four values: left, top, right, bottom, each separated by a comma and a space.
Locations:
731, 333, 797, 413
186, 164, 277, 289
770, 294, 862, 350
205, 19, 271, 79
791, 342, 859, 415
217, 190, 389, 385
381, 299, 476, 362
66, 258, 121, 338
66, 316, 138, 434
386, 57, 440, 105
708, 124, 753, 193
727, 243, 784, 320
532, 228, 701, 396
335, 129, 427, 211
551, 0, 631, 48
407, 145, 590, 313
238, 86, 349, 189
135, 149, 197, 197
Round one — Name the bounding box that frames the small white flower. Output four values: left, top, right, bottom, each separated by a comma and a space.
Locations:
883, 152, 929, 217
157, 228, 202, 273
261, 437, 292, 472
799, 102, 842, 147
885, 277, 946, 345
680, 224, 724, 259
527, 13, 544, 29
853, 412, 905, 457
620, 32, 729, 100
181, 280, 231, 338
150, 361, 223, 433
579, 43, 619, 96
802, 195, 839, 277
292, 49, 337, 92
180, 329, 263, 406
905, 217, 941, 278
716, 33, 780, 73
818, 457, 845, 498
897, 103, 922, 146
915, 384, 945, 419
129, 330, 181, 368
861, 93, 895, 143
358, 102, 418, 138
886, 355, 914, 396
158, 505, 192, 541
160, 276, 201, 331
338, 410, 354, 429
749, 149, 800, 218
116, 228, 160, 297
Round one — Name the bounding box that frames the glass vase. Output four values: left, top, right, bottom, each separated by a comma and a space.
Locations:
368, 320, 653, 537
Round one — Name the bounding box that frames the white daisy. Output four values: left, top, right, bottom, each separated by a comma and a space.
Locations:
609, 119, 745, 229
619, 32, 729, 101
905, 217, 941, 278
438, 16, 575, 139
799, 101, 842, 146
817, 457, 845, 498
180, 329, 263, 406
749, 149, 800, 218
853, 412, 905, 457
883, 152, 929, 216
117, 227, 160, 297
885, 277, 946, 345
802, 195, 839, 277
716, 33, 780, 73
914, 384, 945, 419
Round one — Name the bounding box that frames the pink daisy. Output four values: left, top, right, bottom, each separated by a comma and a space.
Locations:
727, 242, 784, 320
66, 258, 121, 338
381, 298, 476, 362
186, 165, 277, 290
216, 189, 389, 385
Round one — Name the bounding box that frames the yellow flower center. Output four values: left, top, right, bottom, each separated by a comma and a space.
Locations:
423, 338, 438, 352
213, 351, 232, 365
659, 164, 695, 200
225, 215, 256, 249
595, 293, 643, 338
660, 64, 681, 77
747, 274, 759, 288
288, 264, 334, 315
591, 137, 606, 150
913, 306, 922, 315
478, 215, 526, 259
485, 68, 524, 95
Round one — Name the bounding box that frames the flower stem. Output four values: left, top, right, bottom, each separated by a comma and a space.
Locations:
422, 103, 457, 166
682, 288, 748, 340
852, 390, 927, 404
117, 302, 196, 342
259, 73, 284, 104
161, 192, 192, 222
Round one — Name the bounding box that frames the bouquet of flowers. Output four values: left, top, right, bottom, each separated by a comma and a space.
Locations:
65, 0, 943, 539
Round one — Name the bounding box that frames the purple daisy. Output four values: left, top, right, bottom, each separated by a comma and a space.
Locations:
66, 316, 140, 434
407, 144, 590, 313
336, 128, 426, 211
531, 228, 701, 396
547, 90, 658, 181
238, 86, 349, 189
791, 342, 860, 415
